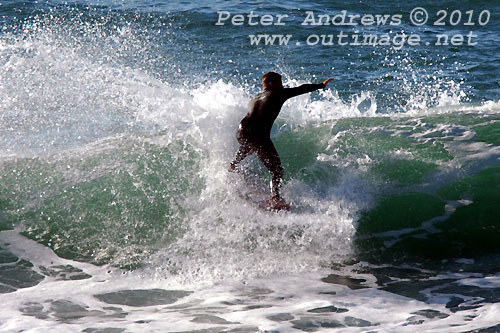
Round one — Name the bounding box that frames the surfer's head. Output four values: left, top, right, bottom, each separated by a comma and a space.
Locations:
263, 72, 283, 90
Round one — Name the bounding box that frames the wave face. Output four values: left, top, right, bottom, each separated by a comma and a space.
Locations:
1, 0, 500, 280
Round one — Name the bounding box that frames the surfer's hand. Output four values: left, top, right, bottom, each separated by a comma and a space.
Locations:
323, 78, 334, 87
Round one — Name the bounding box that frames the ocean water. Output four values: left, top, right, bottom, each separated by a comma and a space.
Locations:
1, 0, 500, 332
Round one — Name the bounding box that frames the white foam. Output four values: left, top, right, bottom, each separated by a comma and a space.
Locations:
136, 80, 377, 284
3, 233, 499, 333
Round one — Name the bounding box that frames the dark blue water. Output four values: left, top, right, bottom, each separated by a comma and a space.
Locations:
2, 0, 498, 107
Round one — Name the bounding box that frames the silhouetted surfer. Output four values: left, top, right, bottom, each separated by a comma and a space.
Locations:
229, 72, 334, 210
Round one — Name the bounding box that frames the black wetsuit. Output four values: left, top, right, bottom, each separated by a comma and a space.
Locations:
229, 83, 325, 201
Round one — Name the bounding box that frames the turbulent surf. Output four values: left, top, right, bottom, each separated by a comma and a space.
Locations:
1, 1, 500, 332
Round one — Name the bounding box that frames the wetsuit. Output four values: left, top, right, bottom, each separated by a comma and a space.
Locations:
229, 83, 325, 201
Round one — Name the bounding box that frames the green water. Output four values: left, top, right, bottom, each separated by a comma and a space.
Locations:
1, 134, 204, 268
2, 114, 500, 268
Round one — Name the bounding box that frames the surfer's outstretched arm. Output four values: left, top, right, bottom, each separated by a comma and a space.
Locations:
284, 78, 334, 99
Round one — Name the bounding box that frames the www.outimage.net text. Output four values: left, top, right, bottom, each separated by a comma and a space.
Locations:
215, 9, 490, 48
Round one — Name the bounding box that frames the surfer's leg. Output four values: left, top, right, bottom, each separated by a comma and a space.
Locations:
229, 128, 254, 172
228, 144, 253, 172
255, 140, 284, 201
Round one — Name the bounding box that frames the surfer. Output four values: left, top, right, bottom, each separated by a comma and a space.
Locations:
229, 72, 334, 210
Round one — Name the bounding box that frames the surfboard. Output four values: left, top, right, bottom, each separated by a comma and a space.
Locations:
237, 190, 290, 212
